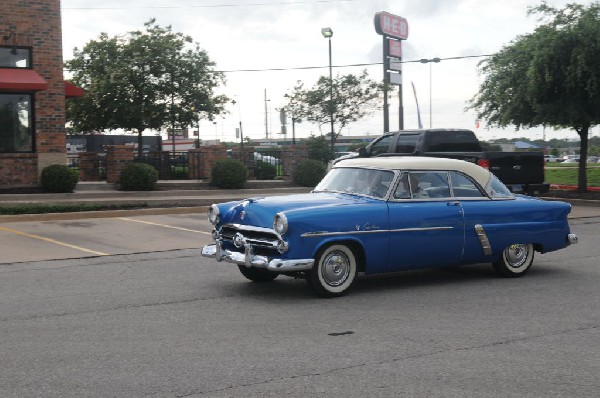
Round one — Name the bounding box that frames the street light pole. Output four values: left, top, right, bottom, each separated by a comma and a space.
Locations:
420, 57, 440, 128
322, 27, 334, 150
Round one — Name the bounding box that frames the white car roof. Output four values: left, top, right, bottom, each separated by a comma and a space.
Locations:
334, 156, 492, 187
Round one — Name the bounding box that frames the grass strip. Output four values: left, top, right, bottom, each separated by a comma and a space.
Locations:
545, 166, 600, 186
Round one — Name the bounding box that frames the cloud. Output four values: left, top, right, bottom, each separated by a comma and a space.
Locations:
61, 0, 589, 141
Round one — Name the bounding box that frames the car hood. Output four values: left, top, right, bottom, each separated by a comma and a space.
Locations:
217, 192, 380, 229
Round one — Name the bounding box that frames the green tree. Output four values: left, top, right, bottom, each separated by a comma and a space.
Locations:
305, 135, 336, 164
468, 2, 600, 192
65, 19, 228, 157
284, 70, 384, 146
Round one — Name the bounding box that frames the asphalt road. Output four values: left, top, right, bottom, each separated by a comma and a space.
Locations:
0, 213, 598, 397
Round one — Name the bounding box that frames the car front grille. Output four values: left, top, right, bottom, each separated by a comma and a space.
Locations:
219, 224, 280, 252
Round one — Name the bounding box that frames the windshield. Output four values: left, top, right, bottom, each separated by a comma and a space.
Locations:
314, 167, 395, 198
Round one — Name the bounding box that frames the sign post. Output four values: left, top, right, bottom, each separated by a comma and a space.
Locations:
374, 11, 408, 131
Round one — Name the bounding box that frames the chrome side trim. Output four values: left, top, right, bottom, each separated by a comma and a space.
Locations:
474, 224, 493, 255
301, 226, 453, 238
201, 244, 314, 272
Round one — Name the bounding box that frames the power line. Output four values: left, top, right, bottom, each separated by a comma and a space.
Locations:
63, 54, 492, 74
215, 54, 493, 73
61, 0, 359, 10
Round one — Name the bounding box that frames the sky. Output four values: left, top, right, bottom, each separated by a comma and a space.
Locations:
60, 0, 599, 143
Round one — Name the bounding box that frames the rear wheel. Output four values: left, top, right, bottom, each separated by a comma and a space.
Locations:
492, 243, 534, 277
307, 244, 358, 298
237, 265, 278, 282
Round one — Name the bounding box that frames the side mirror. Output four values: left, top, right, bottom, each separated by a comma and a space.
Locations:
358, 147, 367, 157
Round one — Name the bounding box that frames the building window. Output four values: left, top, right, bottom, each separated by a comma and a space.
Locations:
0, 47, 31, 68
0, 94, 33, 153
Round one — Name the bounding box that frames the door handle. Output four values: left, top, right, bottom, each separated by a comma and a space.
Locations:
447, 201, 461, 206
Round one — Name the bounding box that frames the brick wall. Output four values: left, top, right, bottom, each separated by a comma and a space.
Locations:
0, 0, 65, 186
199, 146, 228, 180
0, 154, 38, 186
105, 146, 135, 183
78, 152, 103, 181
283, 145, 308, 180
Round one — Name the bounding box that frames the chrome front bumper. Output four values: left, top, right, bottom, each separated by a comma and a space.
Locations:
568, 233, 578, 245
201, 243, 314, 272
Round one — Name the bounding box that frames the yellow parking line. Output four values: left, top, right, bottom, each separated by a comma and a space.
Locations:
0, 226, 110, 256
117, 217, 212, 235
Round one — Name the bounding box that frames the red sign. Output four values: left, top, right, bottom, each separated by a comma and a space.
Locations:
388, 39, 402, 58
374, 12, 409, 40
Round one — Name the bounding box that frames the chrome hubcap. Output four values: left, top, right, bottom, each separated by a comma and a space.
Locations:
321, 251, 350, 287
506, 244, 528, 268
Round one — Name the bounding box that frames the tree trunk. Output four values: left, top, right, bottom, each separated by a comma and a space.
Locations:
136, 128, 144, 159
577, 125, 589, 193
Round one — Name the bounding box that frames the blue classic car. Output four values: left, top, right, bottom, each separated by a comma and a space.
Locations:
202, 157, 578, 297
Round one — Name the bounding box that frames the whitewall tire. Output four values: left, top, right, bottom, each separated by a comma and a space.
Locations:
308, 244, 358, 297
492, 243, 534, 277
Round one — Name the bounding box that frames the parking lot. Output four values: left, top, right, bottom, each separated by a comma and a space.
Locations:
1, 204, 599, 264
0, 212, 214, 264
1, 210, 599, 397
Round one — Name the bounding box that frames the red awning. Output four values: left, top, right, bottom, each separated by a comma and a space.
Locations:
0, 68, 48, 91
65, 80, 85, 98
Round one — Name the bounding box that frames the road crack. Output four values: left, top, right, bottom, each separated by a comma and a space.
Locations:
174, 323, 599, 397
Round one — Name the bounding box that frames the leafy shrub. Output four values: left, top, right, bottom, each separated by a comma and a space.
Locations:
293, 159, 326, 187
119, 162, 159, 191
211, 159, 248, 189
254, 160, 277, 180
40, 164, 79, 193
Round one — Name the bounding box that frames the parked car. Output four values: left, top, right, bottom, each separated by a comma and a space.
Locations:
544, 155, 562, 163
254, 152, 280, 165
333, 129, 549, 195
201, 157, 578, 297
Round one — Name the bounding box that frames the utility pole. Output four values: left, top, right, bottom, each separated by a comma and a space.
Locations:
264, 89, 269, 139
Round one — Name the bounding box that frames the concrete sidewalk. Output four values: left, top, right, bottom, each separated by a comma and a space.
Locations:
0, 180, 312, 222
1, 180, 599, 222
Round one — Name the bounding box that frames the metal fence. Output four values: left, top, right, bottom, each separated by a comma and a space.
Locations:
228, 148, 304, 179
135, 152, 203, 180
67, 153, 107, 180
69, 147, 307, 182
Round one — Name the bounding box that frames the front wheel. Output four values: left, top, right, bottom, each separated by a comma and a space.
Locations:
237, 265, 278, 282
307, 244, 358, 298
492, 243, 534, 277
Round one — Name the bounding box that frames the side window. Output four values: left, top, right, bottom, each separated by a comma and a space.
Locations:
394, 172, 451, 199
369, 135, 394, 156
394, 173, 411, 199
427, 131, 481, 152
411, 172, 451, 198
449, 171, 485, 198
486, 174, 514, 198
394, 134, 418, 153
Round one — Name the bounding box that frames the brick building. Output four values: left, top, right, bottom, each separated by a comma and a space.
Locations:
0, 0, 66, 188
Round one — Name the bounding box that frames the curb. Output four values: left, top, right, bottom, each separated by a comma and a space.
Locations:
0, 206, 208, 223
550, 184, 600, 192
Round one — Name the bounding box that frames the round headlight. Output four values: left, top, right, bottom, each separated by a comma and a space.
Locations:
208, 204, 220, 225
273, 212, 288, 235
